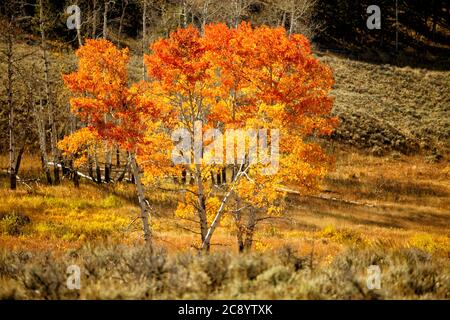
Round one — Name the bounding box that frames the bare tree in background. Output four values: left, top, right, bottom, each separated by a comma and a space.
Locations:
103, 0, 116, 183
102, 0, 115, 40
0, 4, 37, 189
39, 0, 61, 184
117, 0, 128, 45
35, 94, 53, 185
152, 0, 181, 37
1, 17, 20, 190
222, 0, 253, 28
140, 0, 151, 80
91, 0, 99, 37
269, 0, 320, 37
71, 0, 84, 46
189, 0, 223, 34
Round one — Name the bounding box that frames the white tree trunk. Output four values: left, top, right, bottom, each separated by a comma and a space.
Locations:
130, 152, 152, 244
142, 0, 147, 81
39, 0, 60, 184
6, 29, 16, 190
118, 0, 128, 45
195, 164, 209, 249
201, 163, 247, 251
102, 1, 109, 39
36, 98, 52, 184
92, 0, 98, 37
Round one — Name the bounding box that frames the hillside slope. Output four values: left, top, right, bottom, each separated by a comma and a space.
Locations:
318, 52, 449, 158
0, 43, 448, 160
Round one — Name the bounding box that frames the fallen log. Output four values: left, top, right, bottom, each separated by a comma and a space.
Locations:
47, 162, 96, 182
278, 187, 375, 208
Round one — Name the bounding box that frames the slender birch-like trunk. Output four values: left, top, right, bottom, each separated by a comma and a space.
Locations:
195, 164, 209, 250
39, 0, 60, 184
104, 144, 112, 183
6, 28, 16, 190
102, 0, 109, 39
117, 0, 128, 46
141, 0, 147, 81
243, 208, 256, 250
36, 98, 53, 184
202, 162, 247, 251
92, 0, 98, 37
94, 145, 102, 184
129, 152, 152, 244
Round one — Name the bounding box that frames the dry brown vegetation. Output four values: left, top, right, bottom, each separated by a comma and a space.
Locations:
1, 150, 449, 255
1, 245, 448, 299
320, 53, 450, 157
1, 46, 449, 299
1, 147, 449, 299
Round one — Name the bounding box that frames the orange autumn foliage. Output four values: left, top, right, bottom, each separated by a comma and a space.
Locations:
144, 23, 338, 249
63, 39, 170, 152
59, 24, 337, 249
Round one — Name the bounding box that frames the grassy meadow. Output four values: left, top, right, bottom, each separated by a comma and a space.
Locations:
0, 0, 449, 304
0, 39, 449, 299
1, 147, 449, 299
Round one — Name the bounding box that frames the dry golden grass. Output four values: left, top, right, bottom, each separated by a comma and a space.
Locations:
273, 148, 450, 259
1, 244, 448, 299
319, 53, 450, 155
0, 150, 449, 300
1, 149, 448, 262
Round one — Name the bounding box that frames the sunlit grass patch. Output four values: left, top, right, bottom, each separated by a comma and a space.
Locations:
0, 212, 30, 236
318, 225, 370, 247
101, 194, 124, 209
20, 207, 131, 242
408, 233, 450, 256
0, 180, 136, 244
1, 152, 448, 259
